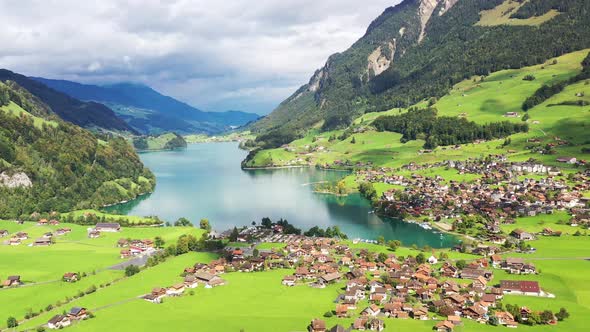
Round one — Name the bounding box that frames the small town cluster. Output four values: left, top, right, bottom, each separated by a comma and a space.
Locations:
358, 156, 589, 241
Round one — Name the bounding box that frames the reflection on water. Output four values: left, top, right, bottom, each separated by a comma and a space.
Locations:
105, 142, 457, 248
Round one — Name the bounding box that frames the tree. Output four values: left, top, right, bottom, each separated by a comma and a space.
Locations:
229, 227, 239, 242
7, 316, 17, 328
540, 310, 554, 324
350, 136, 356, 144
376, 235, 385, 245
456, 260, 467, 269
174, 217, 192, 227
176, 236, 189, 254
527, 312, 541, 325
199, 218, 211, 231
377, 252, 388, 263
253, 248, 259, 258
261, 217, 272, 229
154, 236, 165, 248
416, 252, 426, 264
555, 307, 569, 321
522, 113, 529, 122
124, 265, 140, 277
388, 240, 401, 251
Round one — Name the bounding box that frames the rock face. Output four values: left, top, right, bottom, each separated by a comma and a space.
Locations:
418, 0, 460, 42
0, 172, 32, 188
367, 40, 397, 78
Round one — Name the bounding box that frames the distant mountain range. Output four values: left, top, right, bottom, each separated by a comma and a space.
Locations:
0, 69, 136, 133
33, 78, 261, 135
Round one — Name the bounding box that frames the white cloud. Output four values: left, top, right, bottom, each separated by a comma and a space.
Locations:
0, 0, 400, 114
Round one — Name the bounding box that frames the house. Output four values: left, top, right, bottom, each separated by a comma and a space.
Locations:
427, 255, 438, 264
510, 229, 535, 241
37, 219, 49, 226
472, 276, 487, 289
462, 305, 486, 320
309, 319, 326, 332
501, 257, 536, 274
47, 315, 71, 329
412, 308, 429, 320
33, 238, 52, 246
183, 275, 199, 288
500, 280, 541, 296
556, 157, 577, 164
9, 238, 21, 246
120, 249, 132, 258
56, 228, 72, 236
353, 317, 368, 331
0, 230, 8, 237
194, 271, 224, 287
166, 283, 185, 296
63, 272, 79, 282
3, 275, 21, 287
335, 304, 349, 318
447, 315, 462, 326
67, 307, 88, 320
362, 304, 381, 317
320, 272, 342, 284
504, 112, 519, 118
88, 230, 100, 238
95, 223, 121, 232
14, 232, 28, 240
495, 311, 517, 326
282, 275, 297, 287
434, 321, 455, 332
367, 318, 384, 331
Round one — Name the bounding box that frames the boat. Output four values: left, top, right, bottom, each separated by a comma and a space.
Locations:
419, 222, 432, 230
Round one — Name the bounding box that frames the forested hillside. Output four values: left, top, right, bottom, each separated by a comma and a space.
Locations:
0, 70, 136, 133
0, 81, 155, 218
251, 0, 590, 148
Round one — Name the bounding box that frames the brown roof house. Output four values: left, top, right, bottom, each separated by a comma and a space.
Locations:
309, 319, 326, 332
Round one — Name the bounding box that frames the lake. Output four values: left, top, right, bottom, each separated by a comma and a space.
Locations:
105, 142, 457, 248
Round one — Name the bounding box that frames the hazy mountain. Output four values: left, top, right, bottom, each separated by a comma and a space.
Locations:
33, 78, 261, 135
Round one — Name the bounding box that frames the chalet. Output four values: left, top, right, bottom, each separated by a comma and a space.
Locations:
47, 315, 71, 329
427, 255, 438, 264
510, 229, 534, 241
166, 283, 185, 296
353, 317, 368, 331
183, 275, 199, 288
120, 249, 131, 258
142, 293, 163, 304
320, 272, 342, 284
500, 280, 541, 296
33, 238, 52, 246
412, 308, 429, 320
67, 307, 88, 320
556, 157, 577, 164
14, 232, 28, 240
88, 230, 100, 238
63, 272, 79, 282
329, 325, 347, 332
490, 254, 502, 268
504, 112, 519, 118
0, 230, 8, 237
472, 276, 487, 289
194, 271, 225, 287
56, 228, 71, 236
435, 321, 455, 332
460, 268, 492, 280
495, 311, 517, 327
335, 304, 349, 318
295, 266, 313, 280
49, 219, 60, 225
501, 257, 536, 274
37, 219, 49, 226
95, 223, 121, 232
282, 275, 296, 287
362, 304, 381, 317
3, 275, 21, 287
8, 238, 21, 246
367, 318, 384, 331
462, 305, 486, 320
309, 319, 326, 332
447, 315, 462, 326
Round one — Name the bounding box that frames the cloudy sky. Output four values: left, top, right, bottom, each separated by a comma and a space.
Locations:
0, 0, 399, 114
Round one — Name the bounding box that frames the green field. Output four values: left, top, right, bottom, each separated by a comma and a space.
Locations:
0, 101, 58, 128
61, 210, 161, 225
0, 220, 203, 328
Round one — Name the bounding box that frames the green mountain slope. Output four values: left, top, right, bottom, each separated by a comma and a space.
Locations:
0, 81, 155, 218
251, 0, 590, 147
244, 49, 590, 171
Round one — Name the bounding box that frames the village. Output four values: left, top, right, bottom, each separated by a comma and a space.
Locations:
354, 155, 589, 244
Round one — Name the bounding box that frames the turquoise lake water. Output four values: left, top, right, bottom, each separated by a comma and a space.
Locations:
105, 142, 457, 248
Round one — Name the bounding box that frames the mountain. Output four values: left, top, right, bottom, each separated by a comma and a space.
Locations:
0, 80, 155, 218
32, 78, 261, 135
251, 0, 590, 148
0, 69, 136, 134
